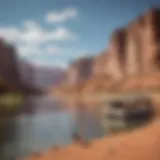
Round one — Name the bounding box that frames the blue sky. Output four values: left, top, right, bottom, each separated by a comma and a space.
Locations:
0, 0, 159, 68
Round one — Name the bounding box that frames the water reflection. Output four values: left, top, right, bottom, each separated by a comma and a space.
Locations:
0, 96, 105, 160
72, 102, 105, 140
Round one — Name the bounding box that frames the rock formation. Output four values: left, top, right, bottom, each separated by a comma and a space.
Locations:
141, 8, 160, 73
0, 39, 22, 92
19, 59, 35, 88
92, 50, 108, 76
0, 39, 42, 94
125, 8, 160, 76
62, 7, 160, 94
67, 57, 93, 86
106, 28, 126, 80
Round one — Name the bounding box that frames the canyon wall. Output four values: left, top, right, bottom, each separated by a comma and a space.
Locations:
92, 51, 108, 76
0, 40, 22, 91
65, 7, 160, 91
0, 39, 41, 94
19, 59, 36, 90
141, 8, 160, 73
125, 8, 160, 76
106, 28, 126, 80
67, 57, 93, 86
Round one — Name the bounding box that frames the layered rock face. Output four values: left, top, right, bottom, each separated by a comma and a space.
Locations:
125, 8, 160, 76
125, 24, 141, 76
67, 57, 93, 86
92, 29, 126, 80
106, 28, 126, 80
102, 8, 159, 79
141, 8, 160, 73
0, 40, 22, 91
0, 39, 40, 93
65, 8, 160, 92
92, 51, 108, 76
106, 8, 160, 79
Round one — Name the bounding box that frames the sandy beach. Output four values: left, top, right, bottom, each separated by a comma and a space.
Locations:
22, 118, 160, 160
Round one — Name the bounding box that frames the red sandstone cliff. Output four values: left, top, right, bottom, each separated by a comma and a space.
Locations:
106, 28, 126, 80
56, 7, 160, 95
92, 50, 108, 76
67, 57, 93, 86
140, 8, 160, 74
102, 7, 160, 79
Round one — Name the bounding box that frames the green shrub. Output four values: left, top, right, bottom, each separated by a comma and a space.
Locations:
0, 93, 24, 110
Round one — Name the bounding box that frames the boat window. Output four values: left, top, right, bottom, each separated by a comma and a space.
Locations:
111, 101, 124, 108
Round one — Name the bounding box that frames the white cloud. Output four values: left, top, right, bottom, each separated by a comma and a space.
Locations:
52, 60, 68, 68
49, 27, 77, 41
69, 50, 93, 59
22, 25, 76, 44
30, 59, 68, 68
17, 43, 63, 57
17, 44, 42, 56
0, 7, 78, 68
45, 45, 62, 55
0, 25, 76, 45
46, 7, 78, 24
23, 20, 41, 30
0, 27, 21, 42
76, 50, 89, 58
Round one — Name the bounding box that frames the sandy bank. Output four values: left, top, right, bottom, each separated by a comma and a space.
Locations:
53, 92, 160, 113
23, 119, 160, 160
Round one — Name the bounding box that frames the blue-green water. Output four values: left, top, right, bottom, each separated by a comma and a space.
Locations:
0, 96, 105, 160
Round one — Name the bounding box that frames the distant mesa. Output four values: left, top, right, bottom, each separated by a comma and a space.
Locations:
67, 57, 93, 86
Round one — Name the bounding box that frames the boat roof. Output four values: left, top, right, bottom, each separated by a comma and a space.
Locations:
106, 94, 151, 105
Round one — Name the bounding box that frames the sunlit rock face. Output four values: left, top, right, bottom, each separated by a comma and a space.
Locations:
64, 7, 160, 92
67, 57, 93, 86
125, 21, 143, 77
140, 8, 160, 73
125, 8, 160, 76
92, 50, 108, 76
106, 28, 126, 81
94, 7, 160, 80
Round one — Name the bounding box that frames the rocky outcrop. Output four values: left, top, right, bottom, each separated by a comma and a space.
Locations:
97, 7, 160, 80
67, 57, 93, 86
0, 39, 22, 92
141, 8, 160, 73
92, 51, 108, 76
106, 28, 126, 80
106, 8, 160, 79
125, 8, 160, 76
62, 7, 160, 94
0, 39, 42, 94
125, 22, 142, 76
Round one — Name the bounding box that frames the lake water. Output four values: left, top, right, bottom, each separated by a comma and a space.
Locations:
0, 96, 105, 160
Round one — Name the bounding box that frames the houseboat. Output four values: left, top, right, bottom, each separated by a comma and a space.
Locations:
100, 95, 154, 132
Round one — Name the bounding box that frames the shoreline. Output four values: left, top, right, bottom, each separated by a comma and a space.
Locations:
53, 91, 160, 110
22, 119, 160, 160
20, 92, 160, 160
